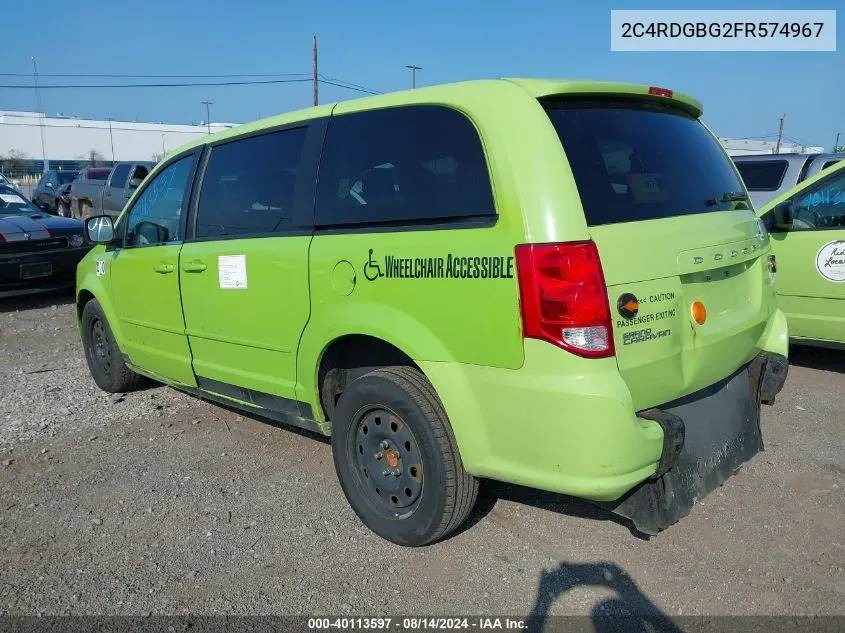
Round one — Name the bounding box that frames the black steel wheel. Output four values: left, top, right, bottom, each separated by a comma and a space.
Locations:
331, 366, 478, 546
353, 406, 424, 516
80, 299, 144, 393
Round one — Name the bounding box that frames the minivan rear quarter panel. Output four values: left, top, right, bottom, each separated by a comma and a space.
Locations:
296, 81, 591, 409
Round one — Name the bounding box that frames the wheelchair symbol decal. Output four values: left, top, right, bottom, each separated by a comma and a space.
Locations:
364, 248, 384, 281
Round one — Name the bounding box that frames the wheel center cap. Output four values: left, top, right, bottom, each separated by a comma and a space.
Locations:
384, 447, 400, 469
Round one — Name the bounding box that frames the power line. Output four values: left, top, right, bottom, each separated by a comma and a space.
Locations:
1, 76, 384, 96
317, 74, 382, 94
0, 72, 310, 78
317, 78, 381, 95
0, 78, 313, 89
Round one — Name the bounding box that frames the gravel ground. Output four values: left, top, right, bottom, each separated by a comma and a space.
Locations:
0, 291, 843, 617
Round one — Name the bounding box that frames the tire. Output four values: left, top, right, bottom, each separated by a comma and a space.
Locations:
79, 200, 91, 220
56, 199, 70, 217
331, 366, 478, 546
81, 299, 144, 393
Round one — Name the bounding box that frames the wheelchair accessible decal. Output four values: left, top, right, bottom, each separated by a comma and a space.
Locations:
816, 240, 845, 283
364, 249, 514, 281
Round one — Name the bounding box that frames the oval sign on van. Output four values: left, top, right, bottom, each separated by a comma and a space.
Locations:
816, 240, 845, 283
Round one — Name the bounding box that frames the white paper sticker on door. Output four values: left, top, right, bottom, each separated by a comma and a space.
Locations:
816, 240, 845, 282
218, 255, 248, 289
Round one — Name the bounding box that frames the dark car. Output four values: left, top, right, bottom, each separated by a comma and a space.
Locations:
0, 185, 90, 297
32, 169, 80, 216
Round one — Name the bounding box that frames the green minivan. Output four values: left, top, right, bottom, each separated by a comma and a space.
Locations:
758, 161, 845, 347
76, 79, 788, 546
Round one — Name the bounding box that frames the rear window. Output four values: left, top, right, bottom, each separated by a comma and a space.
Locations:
544, 99, 747, 226
735, 160, 789, 191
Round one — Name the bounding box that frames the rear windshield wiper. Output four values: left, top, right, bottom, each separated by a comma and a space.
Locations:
705, 191, 749, 206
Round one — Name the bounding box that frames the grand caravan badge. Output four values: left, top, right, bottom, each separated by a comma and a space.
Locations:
364, 249, 514, 281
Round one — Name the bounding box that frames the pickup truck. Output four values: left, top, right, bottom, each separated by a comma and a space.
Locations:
72, 161, 155, 219
68, 167, 111, 218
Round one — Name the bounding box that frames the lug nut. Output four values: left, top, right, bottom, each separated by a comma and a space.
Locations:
380, 440, 389, 449
392, 469, 401, 477
382, 469, 390, 477
375, 451, 384, 460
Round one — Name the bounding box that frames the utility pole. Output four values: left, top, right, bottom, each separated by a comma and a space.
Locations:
201, 101, 213, 135
107, 118, 115, 163
774, 113, 786, 154
835, 132, 841, 153
406, 64, 422, 88
31, 56, 49, 172
312, 35, 319, 106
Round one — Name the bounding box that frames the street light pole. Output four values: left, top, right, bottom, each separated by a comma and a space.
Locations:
405, 64, 422, 88
31, 56, 49, 172
201, 101, 213, 135
835, 132, 841, 153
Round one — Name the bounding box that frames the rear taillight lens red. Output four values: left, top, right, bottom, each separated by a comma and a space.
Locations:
515, 241, 615, 358
648, 86, 673, 98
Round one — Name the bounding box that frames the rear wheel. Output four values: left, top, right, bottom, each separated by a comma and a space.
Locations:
81, 299, 144, 393
331, 366, 478, 546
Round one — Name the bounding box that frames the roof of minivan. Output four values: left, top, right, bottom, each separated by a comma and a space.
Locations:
168, 78, 703, 158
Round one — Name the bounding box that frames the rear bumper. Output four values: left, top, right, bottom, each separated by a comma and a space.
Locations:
605, 351, 788, 535
0, 247, 89, 296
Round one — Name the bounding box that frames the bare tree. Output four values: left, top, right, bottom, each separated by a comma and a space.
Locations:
87, 149, 105, 167
1, 149, 29, 175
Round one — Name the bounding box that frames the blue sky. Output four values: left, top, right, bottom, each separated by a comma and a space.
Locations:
1, 0, 842, 149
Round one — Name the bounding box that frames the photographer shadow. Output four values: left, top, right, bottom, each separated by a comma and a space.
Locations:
526, 561, 684, 633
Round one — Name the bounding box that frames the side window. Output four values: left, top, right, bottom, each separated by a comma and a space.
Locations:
734, 160, 788, 191
132, 165, 150, 182
109, 164, 131, 189
315, 105, 495, 227
125, 156, 194, 247
46, 172, 58, 187
823, 160, 841, 171
195, 127, 307, 238
791, 171, 845, 231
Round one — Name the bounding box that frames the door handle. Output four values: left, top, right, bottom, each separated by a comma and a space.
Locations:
182, 261, 207, 273
153, 263, 175, 274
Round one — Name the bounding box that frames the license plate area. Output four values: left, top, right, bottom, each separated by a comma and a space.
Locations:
20, 262, 53, 279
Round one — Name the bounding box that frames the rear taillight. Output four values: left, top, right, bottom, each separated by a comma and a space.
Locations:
515, 241, 614, 358
648, 86, 673, 98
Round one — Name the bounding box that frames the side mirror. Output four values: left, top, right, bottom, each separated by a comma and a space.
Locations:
771, 201, 794, 229
128, 177, 143, 189
85, 215, 116, 244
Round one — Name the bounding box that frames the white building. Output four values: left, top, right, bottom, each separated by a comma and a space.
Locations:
719, 138, 824, 156
0, 110, 239, 170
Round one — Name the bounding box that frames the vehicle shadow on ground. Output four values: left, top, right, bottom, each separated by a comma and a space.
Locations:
461, 480, 651, 541
789, 344, 845, 374
525, 561, 683, 633
0, 289, 75, 313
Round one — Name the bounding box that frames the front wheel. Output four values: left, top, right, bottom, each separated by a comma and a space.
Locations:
331, 366, 478, 546
81, 299, 144, 393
